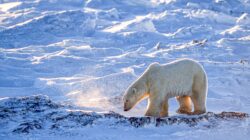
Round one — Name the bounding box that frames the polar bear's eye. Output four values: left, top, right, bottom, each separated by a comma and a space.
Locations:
132, 88, 137, 94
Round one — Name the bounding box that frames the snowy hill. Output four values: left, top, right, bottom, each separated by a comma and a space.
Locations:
0, 0, 250, 139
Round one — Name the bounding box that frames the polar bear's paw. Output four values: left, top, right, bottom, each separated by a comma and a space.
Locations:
190, 110, 206, 115
176, 108, 192, 115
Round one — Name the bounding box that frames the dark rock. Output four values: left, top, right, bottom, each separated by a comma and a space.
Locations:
13, 120, 42, 134
0, 95, 248, 134
104, 111, 126, 119
215, 111, 249, 119
128, 117, 152, 127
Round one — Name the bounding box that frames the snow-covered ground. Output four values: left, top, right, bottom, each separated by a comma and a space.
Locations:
0, 0, 250, 139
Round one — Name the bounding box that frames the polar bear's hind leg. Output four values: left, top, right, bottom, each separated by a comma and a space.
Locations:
160, 99, 168, 117
191, 72, 207, 115
176, 96, 192, 114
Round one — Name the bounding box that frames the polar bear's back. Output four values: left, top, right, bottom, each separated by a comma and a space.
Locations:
147, 59, 206, 97
162, 58, 204, 75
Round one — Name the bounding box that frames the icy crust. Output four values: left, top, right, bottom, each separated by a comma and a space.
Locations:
0, 0, 250, 139
0, 10, 96, 48
0, 95, 248, 134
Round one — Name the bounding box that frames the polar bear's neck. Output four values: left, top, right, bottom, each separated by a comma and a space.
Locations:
138, 70, 150, 94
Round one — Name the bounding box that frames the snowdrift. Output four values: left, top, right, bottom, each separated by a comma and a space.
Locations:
1, 0, 250, 139
0, 95, 248, 134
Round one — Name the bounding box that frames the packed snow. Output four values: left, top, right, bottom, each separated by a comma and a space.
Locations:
0, 0, 250, 139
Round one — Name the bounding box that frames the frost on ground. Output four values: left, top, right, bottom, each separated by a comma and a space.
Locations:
0, 0, 250, 139
0, 95, 248, 136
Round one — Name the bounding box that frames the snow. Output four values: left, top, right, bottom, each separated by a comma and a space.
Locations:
0, 0, 250, 139
0, 95, 248, 140
0, 2, 21, 12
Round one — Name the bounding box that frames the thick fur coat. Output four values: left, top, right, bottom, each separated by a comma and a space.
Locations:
123, 59, 208, 117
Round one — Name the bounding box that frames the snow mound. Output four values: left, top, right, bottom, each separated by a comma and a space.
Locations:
1, 0, 250, 139
237, 13, 250, 26
0, 10, 95, 48
0, 95, 248, 135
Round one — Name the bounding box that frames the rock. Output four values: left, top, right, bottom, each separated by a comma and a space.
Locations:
0, 95, 248, 134
13, 120, 42, 134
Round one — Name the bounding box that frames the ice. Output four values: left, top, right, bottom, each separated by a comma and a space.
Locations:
0, 0, 250, 139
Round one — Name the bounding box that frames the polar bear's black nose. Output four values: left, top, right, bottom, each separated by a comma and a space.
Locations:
124, 104, 129, 111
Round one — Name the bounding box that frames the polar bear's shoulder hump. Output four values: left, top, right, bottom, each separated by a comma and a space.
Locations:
149, 62, 160, 69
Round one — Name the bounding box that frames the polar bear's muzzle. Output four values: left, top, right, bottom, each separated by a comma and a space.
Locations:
124, 102, 129, 111
124, 100, 132, 111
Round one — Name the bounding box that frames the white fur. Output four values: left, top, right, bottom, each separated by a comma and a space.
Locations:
123, 58, 208, 117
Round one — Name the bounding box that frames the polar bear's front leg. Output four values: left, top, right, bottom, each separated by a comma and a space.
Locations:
145, 94, 167, 117
145, 101, 162, 117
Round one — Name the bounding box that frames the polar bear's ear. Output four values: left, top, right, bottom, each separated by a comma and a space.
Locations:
132, 88, 137, 94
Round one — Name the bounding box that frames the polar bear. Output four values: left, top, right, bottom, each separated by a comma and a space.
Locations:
123, 58, 207, 117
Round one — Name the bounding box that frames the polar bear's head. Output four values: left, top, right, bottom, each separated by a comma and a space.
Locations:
123, 81, 148, 111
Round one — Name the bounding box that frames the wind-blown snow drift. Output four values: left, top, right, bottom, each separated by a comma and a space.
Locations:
0, 0, 250, 139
